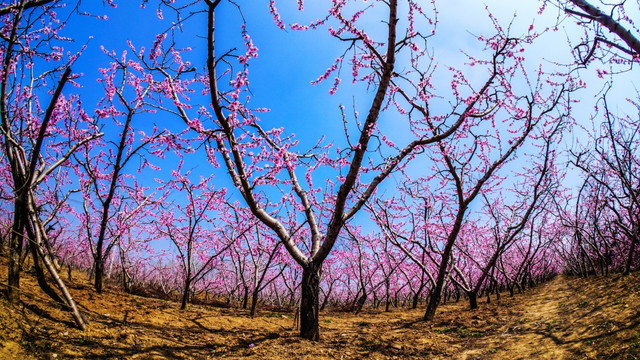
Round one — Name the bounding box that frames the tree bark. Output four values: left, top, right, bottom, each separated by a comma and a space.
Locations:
29, 238, 65, 306
424, 288, 440, 321
299, 263, 321, 341
412, 292, 421, 309
242, 286, 249, 309
468, 291, 478, 310
424, 236, 457, 320
94, 259, 104, 293
180, 277, 191, 310
250, 289, 259, 318
7, 209, 25, 304
7, 190, 29, 304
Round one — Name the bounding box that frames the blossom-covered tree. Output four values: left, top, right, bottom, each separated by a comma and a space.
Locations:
545, 0, 640, 275
155, 163, 231, 310
128, 0, 585, 338
72, 47, 168, 293
0, 0, 103, 330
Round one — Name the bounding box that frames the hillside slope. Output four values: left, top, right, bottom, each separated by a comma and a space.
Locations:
1, 262, 639, 359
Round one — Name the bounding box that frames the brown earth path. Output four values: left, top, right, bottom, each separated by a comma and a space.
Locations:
456, 274, 640, 359
1, 262, 639, 359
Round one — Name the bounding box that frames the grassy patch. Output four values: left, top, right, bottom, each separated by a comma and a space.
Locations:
458, 328, 484, 337
434, 327, 455, 334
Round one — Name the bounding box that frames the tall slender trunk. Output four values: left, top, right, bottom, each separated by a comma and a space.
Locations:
299, 263, 321, 341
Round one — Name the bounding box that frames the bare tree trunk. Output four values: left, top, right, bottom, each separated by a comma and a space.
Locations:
250, 289, 259, 318
7, 197, 27, 304
242, 286, 249, 309
424, 243, 455, 321
180, 277, 191, 310
7, 220, 24, 303
299, 263, 321, 341
29, 239, 65, 306
412, 292, 421, 309
468, 291, 478, 310
29, 211, 87, 330
424, 288, 440, 321
385, 279, 391, 312
94, 259, 104, 293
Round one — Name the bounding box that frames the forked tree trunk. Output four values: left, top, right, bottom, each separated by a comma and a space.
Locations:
37, 245, 88, 330
29, 212, 88, 330
29, 240, 66, 306
299, 263, 321, 341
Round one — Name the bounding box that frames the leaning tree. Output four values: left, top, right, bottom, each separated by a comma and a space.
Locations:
0, 0, 106, 330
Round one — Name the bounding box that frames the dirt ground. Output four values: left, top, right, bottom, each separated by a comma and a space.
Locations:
1, 262, 639, 360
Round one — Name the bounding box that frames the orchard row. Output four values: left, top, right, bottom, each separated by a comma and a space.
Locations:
0, 0, 637, 340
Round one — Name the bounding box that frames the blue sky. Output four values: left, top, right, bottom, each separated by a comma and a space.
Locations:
51, 0, 638, 238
